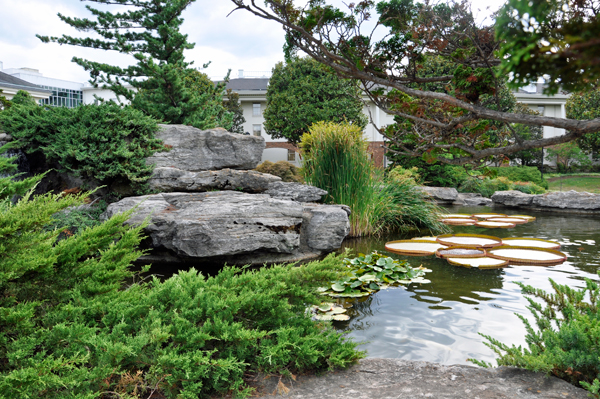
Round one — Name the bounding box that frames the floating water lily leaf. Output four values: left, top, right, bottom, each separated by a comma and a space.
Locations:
487, 217, 529, 225
329, 307, 347, 314
411, 236, 438, 242
332, 314, 350, 321
446, 256, 509, 268
475, 221, 516, 228
440, 218, 477, 226
510, 214, 536, 221
471, 213, 507, 219
358, 274, 377, 282
436, 234, 502, 248
439, 213, 474, 218
385, 240, 447, 256
316, 287, 328, 293
487, 246, 567, 265
411, 277, 431, 284
331, 283, 346, 292
436, 246, 486, 259
318, 303, 334, 312
501, 237, 561, 249
314, 314, 334, 321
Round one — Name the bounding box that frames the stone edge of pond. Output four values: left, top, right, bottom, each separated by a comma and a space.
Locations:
237, 358, 588, 399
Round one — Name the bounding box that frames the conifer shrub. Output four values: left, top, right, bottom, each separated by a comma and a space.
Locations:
489, 166, 549, 189
470, 275, 600, 398
254, 160, 304, 183
0, 150, 362, 398
0, 93, 166, 194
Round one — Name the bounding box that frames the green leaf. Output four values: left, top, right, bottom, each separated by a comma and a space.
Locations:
331, 283, 346, 292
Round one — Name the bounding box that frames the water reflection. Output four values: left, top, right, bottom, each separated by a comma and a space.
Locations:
338, 205, 600, 365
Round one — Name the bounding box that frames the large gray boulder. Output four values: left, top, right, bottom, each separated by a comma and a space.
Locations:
147, 125, 265, 171
491, 190, 535, 207
148, 167, 281, 193
532, 190, 600, 210
419, 186, 458, 203
454, 192, 493, 206
265, 181, 328, 202
101, 191, 350, 265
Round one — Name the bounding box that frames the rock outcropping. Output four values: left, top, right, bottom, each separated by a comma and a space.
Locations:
104, 124, 348, 265
103, 192, 349, 265
492, 190, 600, 213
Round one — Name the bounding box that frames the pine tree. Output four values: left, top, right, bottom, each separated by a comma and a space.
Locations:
38, 0, 233, 129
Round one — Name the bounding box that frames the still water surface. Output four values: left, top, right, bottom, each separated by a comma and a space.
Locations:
335, 205, 600, 366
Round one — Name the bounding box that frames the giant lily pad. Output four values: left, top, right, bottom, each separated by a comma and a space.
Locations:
436, 234, 502, 248
440, 218, 477, 226
385, 240, 447, 256
501, 237, 561, 249
436, 246, 486, 258
471, 213, 508, 219
475, 221, 516, 228
487, 217, 529, 225
487, 246, 567, 265
446, 256, 509, 268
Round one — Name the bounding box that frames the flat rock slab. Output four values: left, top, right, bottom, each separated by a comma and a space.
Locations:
265, 181, 328, 202
147, 124, 265, 171
492, 189, 600, 213
419, 186, 458, 203
148, 167, 281, 193
249, 358, 587, 399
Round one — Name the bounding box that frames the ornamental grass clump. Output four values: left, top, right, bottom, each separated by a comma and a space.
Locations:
300, 122, 447, 236
469, 275, 600, 398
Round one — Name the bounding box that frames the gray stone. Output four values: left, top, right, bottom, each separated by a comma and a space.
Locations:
532, 190, 600, 210
246, 358, 588, 399
0, 133, 12, 141
419, 186, 458, 203
101, 191, 350, 265
148, 167, 281, 193
491, 190, 535, 207
454, 193, 493, 206
265, 181, 328, 202
146, 124, 265, 171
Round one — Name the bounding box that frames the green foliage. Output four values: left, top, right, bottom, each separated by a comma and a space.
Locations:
264, 57, 367, 144
0, 89, 11, 111
38, 0, 232, 129
458, 176, 512, 198
320, 251, 431, 298
470, 273, 600, 398
0, 142, 45, 200
506, 103, 544, 167
510, 181, 546, 195
0, 101, 165, 193
389, 156, 470, 187
44, 200, 108, 238
301, 122, 448, 236
224, 88, 246, 134
0, 153, 363, 397
497, 0, 600, 94
545, 142, 592, 173
489, 166, 548, 189
567, 88, 600, 157
254, 160, 304, 183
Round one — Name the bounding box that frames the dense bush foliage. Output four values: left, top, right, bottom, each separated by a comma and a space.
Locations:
470, 274, 600, 398
0, 94, 165, 193
301, 122, 447, 236
458, 176, 545, 197
389, 156, 470, 187
545, 142, 592, 173
254, 160, 304, 183
0, 150, 363, 397
489, 166, 548, 189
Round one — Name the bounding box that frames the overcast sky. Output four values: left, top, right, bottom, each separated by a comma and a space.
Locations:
0, 0, 506, 84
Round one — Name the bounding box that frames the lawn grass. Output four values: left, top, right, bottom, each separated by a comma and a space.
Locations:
547, 176, 600, 193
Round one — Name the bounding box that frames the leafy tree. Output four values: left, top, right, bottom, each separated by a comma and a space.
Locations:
224, 88, 246, 134
496, 0, 600, 95
567, 88, 600, 158
507, 103, 544, 167
38, 0, 233, 129
545, 142, 591, 172
230, 0, 600, 164
264, 57, 367, 144
0, 90, 11, 111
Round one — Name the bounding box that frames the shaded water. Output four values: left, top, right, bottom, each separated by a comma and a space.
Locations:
335, 205, 600, 366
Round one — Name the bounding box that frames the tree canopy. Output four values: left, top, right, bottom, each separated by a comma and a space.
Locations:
264, 57, 367, 144
229, 0, 600, 165
566, 87, 600, 157
38, 0, 233, 130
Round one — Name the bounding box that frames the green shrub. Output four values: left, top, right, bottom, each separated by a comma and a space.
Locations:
44, 199, 108, 238
470, 274, 600, 398
254, 160, 304, 183
0, 94, 166, 194
459, 176, 512, 197
389, 156, 469, 187
511, 181, 546, 195
489, 166, 549, 189
0, 152, 362, 398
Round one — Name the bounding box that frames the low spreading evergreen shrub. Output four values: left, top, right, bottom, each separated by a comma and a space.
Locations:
254, 160, 304, 183
489, 166, 549, 189
470, 274, 600, 398
389, 157, 470, 187
0, 92, 166, 194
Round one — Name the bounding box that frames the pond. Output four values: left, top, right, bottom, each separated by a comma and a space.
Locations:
335, 205, 600, 366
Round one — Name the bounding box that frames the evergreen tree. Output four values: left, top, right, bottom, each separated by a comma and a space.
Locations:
224, 89, 246, 134
38, 0, 233, 129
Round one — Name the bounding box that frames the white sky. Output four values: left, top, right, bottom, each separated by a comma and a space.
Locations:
0, 0, 507, 84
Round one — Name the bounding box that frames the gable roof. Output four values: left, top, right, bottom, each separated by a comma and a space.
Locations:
0, 71, 51, 94
225, 78, 269, 91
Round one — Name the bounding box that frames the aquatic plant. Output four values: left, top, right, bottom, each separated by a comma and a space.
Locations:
318, 251, 431, 298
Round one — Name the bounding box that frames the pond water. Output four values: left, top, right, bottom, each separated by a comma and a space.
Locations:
335, 205, 600, 366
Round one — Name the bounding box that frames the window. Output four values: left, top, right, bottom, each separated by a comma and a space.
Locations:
287, 150, 296, 162
39, 85, 83, 108
252, 124, 262, 136
253, 103, 261, 117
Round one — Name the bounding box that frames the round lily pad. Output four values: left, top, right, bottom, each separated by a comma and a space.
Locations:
436, 234, 503, 248
332, 314, 350, 321
475, 221, 516, 229
385, 240, 447, 256
487, 246, 567, 265
471, 213, 508, 219
501, 237, 561, 249
510, 215, 536, 221
439, 213, 474, 218
446, 256, 509, 268
436, 246, 486, 259
411, 236, 439, 242
440, 218, 477, 226
487, 217, 529, 225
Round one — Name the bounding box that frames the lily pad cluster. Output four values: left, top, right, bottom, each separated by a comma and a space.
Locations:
438, 213, 536, 228
309, 302, 351, 321
318, 251, 431, 298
